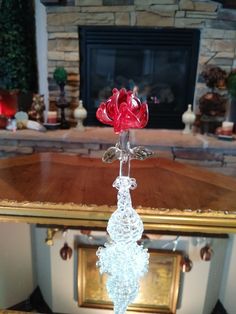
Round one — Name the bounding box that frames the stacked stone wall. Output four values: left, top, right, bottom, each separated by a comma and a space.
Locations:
45, 0, 236, 113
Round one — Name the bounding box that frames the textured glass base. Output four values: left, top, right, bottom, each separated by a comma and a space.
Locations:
96, 176, 149, 314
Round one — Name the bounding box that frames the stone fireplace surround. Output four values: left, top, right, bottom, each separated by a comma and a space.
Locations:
38, 0, 236, 117
8, 0, 230, 177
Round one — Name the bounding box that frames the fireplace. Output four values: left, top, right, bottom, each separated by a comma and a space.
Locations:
79, 26, 200, 129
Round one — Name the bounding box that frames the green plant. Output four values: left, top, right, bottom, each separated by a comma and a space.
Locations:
227, 70, 236, 98
53, 67, 68, 86
0, 0, 37, 92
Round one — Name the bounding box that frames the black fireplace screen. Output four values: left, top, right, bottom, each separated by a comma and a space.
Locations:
79, 26, 200, 129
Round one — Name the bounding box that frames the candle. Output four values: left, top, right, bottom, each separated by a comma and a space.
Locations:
44, 111, 57, 124
222, 121, 234, 135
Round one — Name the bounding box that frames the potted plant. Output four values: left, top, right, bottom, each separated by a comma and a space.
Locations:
198, 66, 228, 133
53, 67, 68, 90
53, 67, 70, 129
0, 0, 37, 115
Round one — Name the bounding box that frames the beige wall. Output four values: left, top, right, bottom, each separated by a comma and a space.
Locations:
0, 223, 35, 308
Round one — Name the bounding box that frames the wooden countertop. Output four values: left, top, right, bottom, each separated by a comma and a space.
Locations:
0, 152, 236, 233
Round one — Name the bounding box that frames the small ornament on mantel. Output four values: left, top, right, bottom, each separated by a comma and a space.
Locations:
74, 99, 87, 131
182, 104, 196, 134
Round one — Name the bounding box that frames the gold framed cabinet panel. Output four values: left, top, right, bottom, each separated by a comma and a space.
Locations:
78, 246, 181, 313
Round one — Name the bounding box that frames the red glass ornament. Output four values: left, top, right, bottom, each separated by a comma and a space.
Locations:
96, 88, 148, 134
80, 229, 92, 236
180, 255, 193, 273
0, 93, 17, 118
200, 245, 213, 261
60, 242, 73, 260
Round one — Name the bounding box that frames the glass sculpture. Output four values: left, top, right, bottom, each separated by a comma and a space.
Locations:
96, 88, 152, 314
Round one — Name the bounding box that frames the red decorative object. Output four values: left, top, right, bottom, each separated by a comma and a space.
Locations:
80, 229, 92, 236
201, 66, 227, 90
0, 92, 17, 118
60, 242, 73, 260
96, 88, 148, 133
180, 255, 193, 273
200, 245, 213, 261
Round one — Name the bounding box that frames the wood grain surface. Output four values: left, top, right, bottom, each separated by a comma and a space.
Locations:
0, 152, 235, 212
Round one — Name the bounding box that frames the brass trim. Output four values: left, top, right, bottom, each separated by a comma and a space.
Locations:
0, 199, 236, 233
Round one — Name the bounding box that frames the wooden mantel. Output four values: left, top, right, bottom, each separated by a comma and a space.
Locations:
1, 127, 236, 153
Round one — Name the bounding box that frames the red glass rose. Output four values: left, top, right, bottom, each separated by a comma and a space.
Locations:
96, 88, 148, 134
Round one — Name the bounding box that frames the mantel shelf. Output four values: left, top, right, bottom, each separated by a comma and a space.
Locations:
0, 127, 236, 152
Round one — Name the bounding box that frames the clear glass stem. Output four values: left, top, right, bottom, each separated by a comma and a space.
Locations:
119, 131, 130, 177
114, 304, 126, 314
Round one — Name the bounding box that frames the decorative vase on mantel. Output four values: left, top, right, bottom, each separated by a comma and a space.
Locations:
182, 104, 196, 134
74, 99, 87, 131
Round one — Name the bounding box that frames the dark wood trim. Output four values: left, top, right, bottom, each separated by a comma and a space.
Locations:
40, 0, 236, 8
40, 0, 236, 9
40, 0, 75, 6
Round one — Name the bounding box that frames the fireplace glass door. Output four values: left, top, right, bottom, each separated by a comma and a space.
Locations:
79, 26, 200, 129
